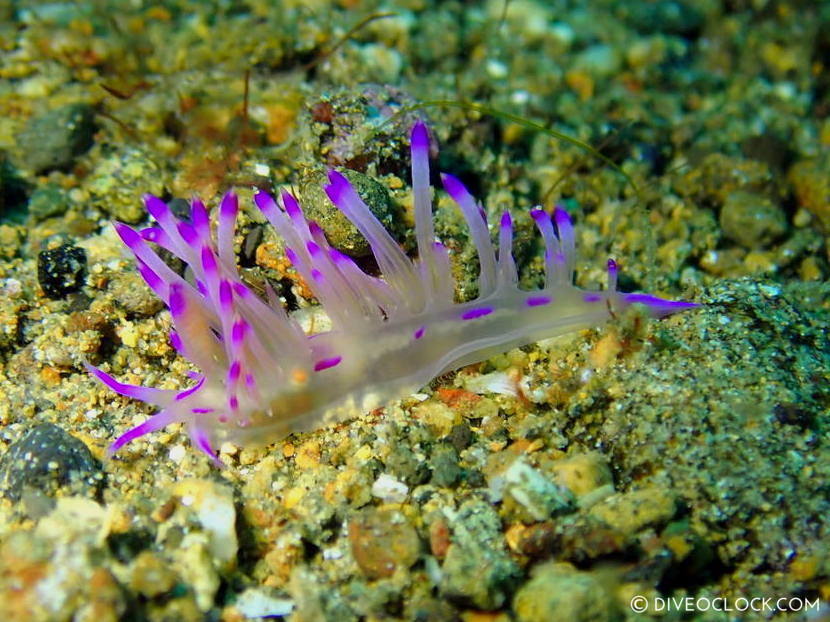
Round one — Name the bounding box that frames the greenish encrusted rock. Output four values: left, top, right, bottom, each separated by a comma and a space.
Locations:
86, 148, 167, 223
298, 167, 399, 257
28, 183, 72, 221
720, 190, 787, 248
429, 442, 461, 488
0, 224, 23, 260
487, 455, 576, 523
109, 270, 165, 317
588, 487, 677, 536
513, 563, 619, 622
788, 155, 830, 231
439, 499, 521, 609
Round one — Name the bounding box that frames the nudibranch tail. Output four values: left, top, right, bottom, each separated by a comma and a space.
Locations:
90, 121, 697, 465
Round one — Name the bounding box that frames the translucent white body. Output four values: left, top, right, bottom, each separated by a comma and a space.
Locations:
89, 123, 696, 465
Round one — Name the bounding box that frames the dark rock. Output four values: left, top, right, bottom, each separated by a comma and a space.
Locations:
298, 167, 399, 257
620, 1, 704, 37
773, 403, 816, 430
16, 103, 96, 174
0, 154, 30, 219
0, 423, 102, 501
430, 442, 461, 488
447, 423, 473, 452
38, 244, 87, 299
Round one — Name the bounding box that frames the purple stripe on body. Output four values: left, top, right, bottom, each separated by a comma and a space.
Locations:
414, 325, 425, 339
231, 319, 248, 345
623, 294, 700, 311
526, 295, 551, 307
461, 306, 493, 320
228, 360, 242, 383
314, 356, 342, 371
583, 293, 602, 303
219, 280, 233, 310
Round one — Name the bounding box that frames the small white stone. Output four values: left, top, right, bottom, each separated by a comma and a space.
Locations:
371, 473, 408, 503
322, 547, 343, 560
234, 588, 294, 618
172, 480, 238, 570
464, 371, 518, 397
169, 445, 187, 463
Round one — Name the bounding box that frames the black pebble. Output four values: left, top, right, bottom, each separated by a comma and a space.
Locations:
0, 423, 102, 501
38, 244, 87, 299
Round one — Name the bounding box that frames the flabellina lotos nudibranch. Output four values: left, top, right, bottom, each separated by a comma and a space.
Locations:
88, 122, 698, 467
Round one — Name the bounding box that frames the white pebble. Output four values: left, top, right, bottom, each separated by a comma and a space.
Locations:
371, 473, 408, 503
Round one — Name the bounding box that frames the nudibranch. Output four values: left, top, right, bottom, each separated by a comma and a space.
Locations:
89, 122, 697, 466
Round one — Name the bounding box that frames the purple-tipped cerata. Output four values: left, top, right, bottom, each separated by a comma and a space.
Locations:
89, 123, 698, 465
